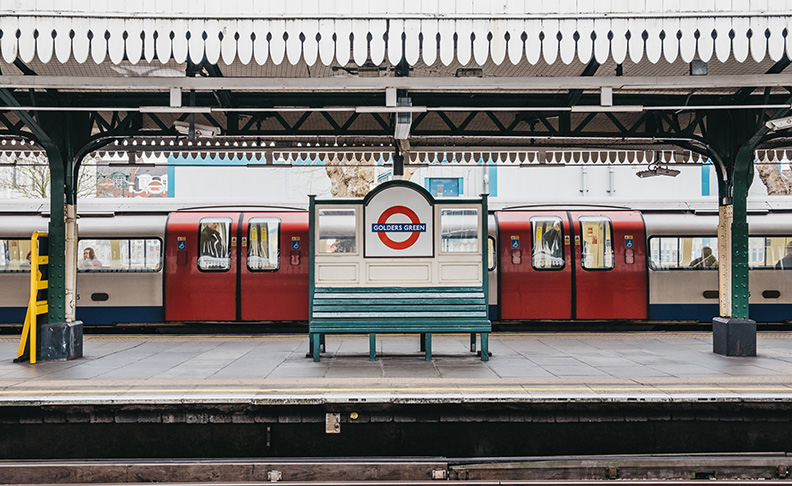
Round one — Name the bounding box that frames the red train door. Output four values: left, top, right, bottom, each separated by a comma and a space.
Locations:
240, 212, 309, 321
498, 211, 573, 320
165, 212, 240, 321
570, 211, 647, 319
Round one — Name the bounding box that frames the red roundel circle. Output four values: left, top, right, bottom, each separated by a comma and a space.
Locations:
377, 205, 422, 250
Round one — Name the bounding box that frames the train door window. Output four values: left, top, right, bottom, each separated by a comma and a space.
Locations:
440, 209, 478, 252
198, 218, 231, 271
579, 217, 614, 270
648, 236, 718, 269
748, 236, 792, 269
247, 218, 280, 271
318, 208, 357, 253
0, 239, 32, 272
488, 236, 496, 271
531, 216, 564, 270
78, 239, 162, 271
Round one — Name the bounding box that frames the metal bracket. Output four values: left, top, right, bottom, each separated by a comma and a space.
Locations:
267, 470, 282, 482
325, 412, 341, 433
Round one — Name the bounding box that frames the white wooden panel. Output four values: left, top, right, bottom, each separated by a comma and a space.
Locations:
107, 18, 126, 64
507, 19, 524, 65
171, 19, 189, 64
456, 19, 473, 65
767, 16, 785, 61
731, 17, 749, 62
319, 19, 335, 65
438, 18, 454, 65
155, 18, 172, 65
186, 19, 204, 64
713, 17, 731, 62
335, 18, 352, 66
125, 18, 144, 65
367, 263, 431, 283
270, 19, 286, 65
0, 17, 19, 64
404, 19, 421, 65
203, 19, 221, 64
317, 264, 359, 283
678, 17, 697, 62
221, 20, 238, 65
236, 19, 253, 64
253, 24, 269, 66
352, 19, 369, 66
369, 19, 386, 65
787, 17, 792, 63
558, 19, 575, 64
388, 19, 405, 65
627, 18, 645, 63
610, 18, 628, 64
576, 18, 593, 64
303, 19, 320, 66
696, 17, 714, 62
644, 18, 662, 64
421, 19, 438, 66
69, 18, 88, 63
439, 263, 481, 283
490, 19, 507, 65
287, 19, 303, 65
472, 19, 489, 65
17, 17, 36, 63
540, 19, 558, 65
662, 18, 679, 63
142, 18, 156, 63
749, 16, 768, 62
36, 18, 55, 64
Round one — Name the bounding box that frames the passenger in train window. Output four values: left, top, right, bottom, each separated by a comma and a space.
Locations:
200, 222, 225, 258
776, 242, 792, 269
541, 221, 563, 259
79, 247, 103, 269
20, 251, 31, 269
691, 246, 717, 268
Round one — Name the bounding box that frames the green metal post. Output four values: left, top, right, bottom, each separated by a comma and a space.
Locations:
730, 145, 754, 320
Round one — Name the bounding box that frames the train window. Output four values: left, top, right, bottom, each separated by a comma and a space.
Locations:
0, 239, 33, 273
648, 236, 718, 269
488, 236, 496, 271
77, 239, 162, 272
198, 218, 231, 271
440, 209, 478, 253
579, 217, 614, 270
748, 236, 792, 269
531, 217, 564, 270
318, 208, 357, 253
247, 218, 280, 271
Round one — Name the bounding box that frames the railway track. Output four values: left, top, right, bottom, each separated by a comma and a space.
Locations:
2, 454, 792, 484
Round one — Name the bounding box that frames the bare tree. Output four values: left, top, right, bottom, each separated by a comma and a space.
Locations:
756, 156, 792, 195
324, 154, 416, 197
0, 153, 99, 198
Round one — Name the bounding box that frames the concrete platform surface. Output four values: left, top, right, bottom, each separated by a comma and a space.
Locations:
2, 332, 792, 404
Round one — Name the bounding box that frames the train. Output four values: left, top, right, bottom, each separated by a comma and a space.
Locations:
1, 197, 790, 327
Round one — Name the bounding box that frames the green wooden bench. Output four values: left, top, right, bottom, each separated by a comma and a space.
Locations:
309, 286, 491, 361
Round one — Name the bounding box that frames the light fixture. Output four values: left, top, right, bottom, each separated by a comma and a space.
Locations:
173, 120, 219, 138
636, 163, 681, 178
690, 60, 708, 76
765, 115, 792, 131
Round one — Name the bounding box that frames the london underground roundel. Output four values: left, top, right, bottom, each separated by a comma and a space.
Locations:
365, 185, 433, 257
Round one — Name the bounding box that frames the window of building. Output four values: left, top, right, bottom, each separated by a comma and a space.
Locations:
648, 236, 718, 269
78, 238, 162, 272
531, 216, 564, 270
318, 208, 357, 253
425, 177, 462, 197
440, 208, 478, 252
247, 218, 280, 271
197, 218, 231, 271
0, 239, 33, 272
580, 217, 614, 270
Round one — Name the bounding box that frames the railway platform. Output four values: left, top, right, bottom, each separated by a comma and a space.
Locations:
2, 331, 792, 461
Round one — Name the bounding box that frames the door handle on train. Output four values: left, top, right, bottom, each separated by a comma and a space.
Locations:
511, 249, 521, 265
290, 250, 300, 266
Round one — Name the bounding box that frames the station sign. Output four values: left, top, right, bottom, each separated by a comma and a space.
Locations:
364, 184, 434, 257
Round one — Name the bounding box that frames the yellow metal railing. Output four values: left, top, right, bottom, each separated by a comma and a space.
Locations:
16, 232, 48, 364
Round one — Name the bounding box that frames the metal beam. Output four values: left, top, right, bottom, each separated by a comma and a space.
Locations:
4, 74, 792, 92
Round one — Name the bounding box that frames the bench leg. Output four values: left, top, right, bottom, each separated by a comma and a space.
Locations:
425, 333, 432, 361
470, 332, 477, 352
480, 333, 489, 361
419, 333, 426, 352
320, 333, 326, 353
311, 333, 321, 362
369, 333, 376, 361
